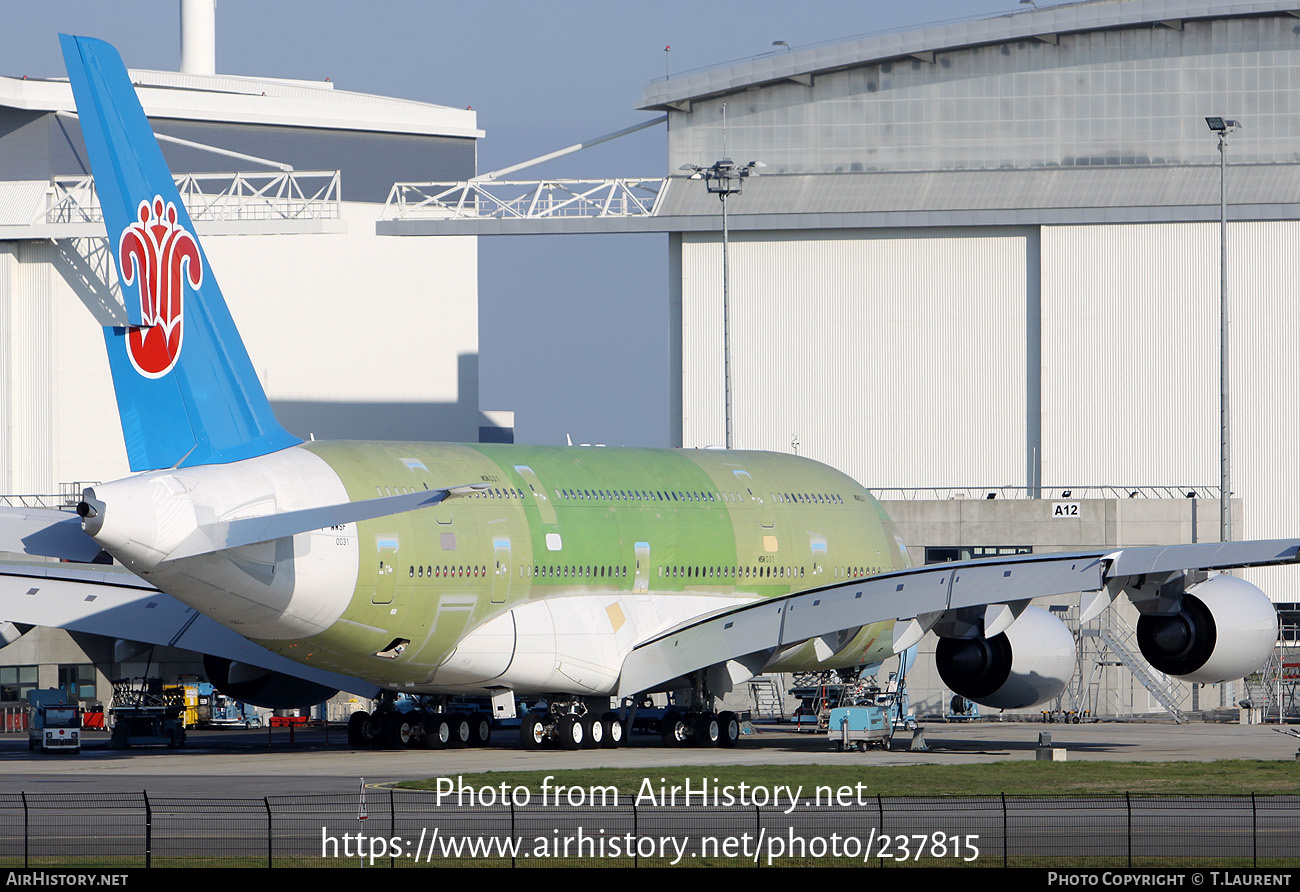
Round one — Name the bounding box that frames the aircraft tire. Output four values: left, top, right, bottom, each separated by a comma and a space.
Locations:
470, 712, 492, 747
694, 712, 720, 748
600, 712, 623, 749
520, 715, 546, 750
718, 711, 740, 748
423, 716, 450, 750
660, 711, 688, 747
448, 713, 471, 748
383, 712, 412, 748
347, 711, 370, 749
558, 714, 584, 750
582, 715, 602, 749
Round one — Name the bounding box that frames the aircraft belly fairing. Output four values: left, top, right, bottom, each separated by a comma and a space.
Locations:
427, 590, 765, 695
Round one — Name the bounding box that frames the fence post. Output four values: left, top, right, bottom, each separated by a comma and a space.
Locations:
1251, 792, 1257, 868
390, 789, 396, 869
143, 791, 152, 869
1125, 792, 1132, 868
755, 805, 761, 868
511, 801, 516, 868
633, 801, 638, 868
264, 797, 272, 868
877, 794, 884, 867
20, 791, 27, 869
1001, 792, 1008, 868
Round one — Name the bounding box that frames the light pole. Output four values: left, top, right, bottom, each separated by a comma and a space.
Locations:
681, 149, 764, 450
1206, 116, 1240, 543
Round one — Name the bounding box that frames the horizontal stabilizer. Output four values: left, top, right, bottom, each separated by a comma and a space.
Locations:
0, 508, 104, 562
164, 482, 488, 561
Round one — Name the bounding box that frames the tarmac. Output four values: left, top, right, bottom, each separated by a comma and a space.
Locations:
2, 718, 1297, 797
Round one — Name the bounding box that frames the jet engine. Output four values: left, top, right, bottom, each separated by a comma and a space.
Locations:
1136, 575, 1277, 684
203, 655, 338, 709
935, 606, 1076, 710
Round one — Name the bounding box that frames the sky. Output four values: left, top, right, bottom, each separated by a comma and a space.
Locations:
2, 0, 1074, 447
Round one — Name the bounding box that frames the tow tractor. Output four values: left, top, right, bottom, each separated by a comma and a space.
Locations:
27, 690, 81, 754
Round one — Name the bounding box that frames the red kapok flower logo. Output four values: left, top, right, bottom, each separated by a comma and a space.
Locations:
118, 195, 202, 378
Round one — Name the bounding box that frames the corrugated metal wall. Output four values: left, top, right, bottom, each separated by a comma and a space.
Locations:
3, 242, 54, 492
682, 228, 1031, 490
679, 220, 1300, 601
1040, 224, 1219, 487
0, 245, 10, 491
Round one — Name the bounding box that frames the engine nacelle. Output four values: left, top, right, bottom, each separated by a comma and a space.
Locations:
1136, 575, 1277, 684
935, 606, 1076, 710
203, 655, 338, 709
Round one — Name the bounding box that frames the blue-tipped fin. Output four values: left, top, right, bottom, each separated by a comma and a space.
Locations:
60, 34, 300, 471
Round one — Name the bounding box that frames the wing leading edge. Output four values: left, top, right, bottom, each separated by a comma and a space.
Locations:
615, 539, 1300, 699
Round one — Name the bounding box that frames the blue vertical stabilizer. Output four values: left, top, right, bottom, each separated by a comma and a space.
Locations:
60, 35, 300, 471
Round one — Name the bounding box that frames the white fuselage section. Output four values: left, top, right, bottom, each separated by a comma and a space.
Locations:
83, 446, 358, 640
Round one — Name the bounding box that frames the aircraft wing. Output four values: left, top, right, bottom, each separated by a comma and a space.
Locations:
0, 560, 379, 698
615, 539, 1300, 698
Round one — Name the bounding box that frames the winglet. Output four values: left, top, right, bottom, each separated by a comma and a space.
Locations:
59, 34, 300, 471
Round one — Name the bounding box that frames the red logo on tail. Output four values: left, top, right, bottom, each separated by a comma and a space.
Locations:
118, 196, 202, 378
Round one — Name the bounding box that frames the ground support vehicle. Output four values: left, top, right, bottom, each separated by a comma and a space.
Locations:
108, 678, 187, 748
27, 690, 81, 754
828, 704, 893, 752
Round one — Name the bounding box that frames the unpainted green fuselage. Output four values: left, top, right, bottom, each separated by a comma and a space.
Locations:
259, 442, 908, 694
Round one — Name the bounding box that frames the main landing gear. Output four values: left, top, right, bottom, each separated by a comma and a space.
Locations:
657, 674, 741, 748
519, 701, 625, 750
348, 695, 493, 750
658, 709, 740, 748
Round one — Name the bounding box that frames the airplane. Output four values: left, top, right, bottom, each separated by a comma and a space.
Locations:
1, 34, 1296, 752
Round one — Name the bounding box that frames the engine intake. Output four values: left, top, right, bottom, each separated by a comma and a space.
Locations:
1136, 575, 1277, 684
936, 606, 1076, 710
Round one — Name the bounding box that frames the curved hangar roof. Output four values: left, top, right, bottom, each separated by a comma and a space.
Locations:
641, 0, 1300, 112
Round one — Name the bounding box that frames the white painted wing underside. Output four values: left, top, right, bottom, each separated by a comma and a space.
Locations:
0, 561, 378, 697
616, 539, 1300, 697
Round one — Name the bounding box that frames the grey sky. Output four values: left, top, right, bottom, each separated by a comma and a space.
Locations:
4, 0, 1067, 447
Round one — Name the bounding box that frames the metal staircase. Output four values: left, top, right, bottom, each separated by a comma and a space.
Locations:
748, 677, 786, 720
1098, 613, 1187, 722
1069, 603, 1187, 721
1254, 618, 1299, 722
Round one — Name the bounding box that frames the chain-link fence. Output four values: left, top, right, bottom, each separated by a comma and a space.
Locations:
1, 791, 1297, 868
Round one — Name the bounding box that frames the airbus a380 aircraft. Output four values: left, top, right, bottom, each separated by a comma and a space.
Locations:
1, 35, 1296, 751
